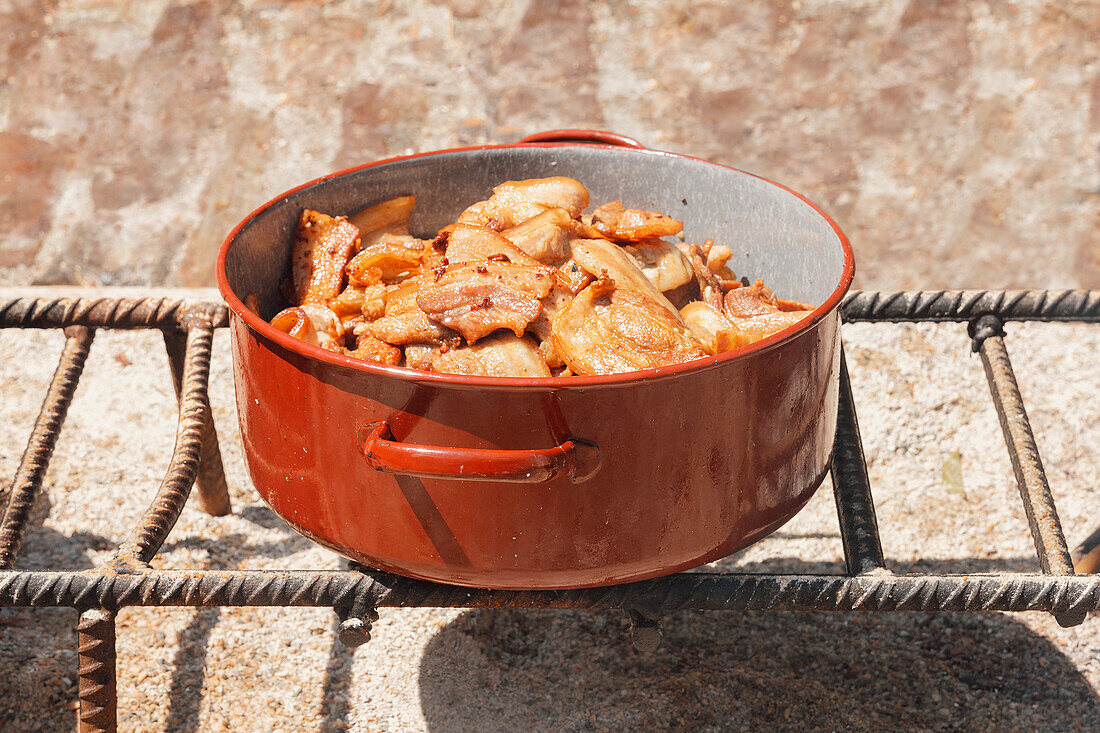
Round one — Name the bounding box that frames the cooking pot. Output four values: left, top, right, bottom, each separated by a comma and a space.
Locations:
216, 130, 854, 589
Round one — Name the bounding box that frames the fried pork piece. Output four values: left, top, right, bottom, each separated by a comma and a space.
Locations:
348, 195, 416, 248
551, 277, 706, 375
500, 207, 574, 264
704, 241, 737, 281
270, 304, 344, 351
676, 241, 725, 312
407, 333, 551, 377
444, 224, 541, 266
527, 282, 572, 343
724, 279, 780, 317
623, 240, 694, 292
458, 177, 589, 229
290, 210, 360, 306
416, 262, 554, 342
680, 301, 739, 355
346, 236, 428, 286
591, 200, 683, 241
368, 281, 455, 345
724, 310, 813, 346
553, 260, 594, 295
330, 285, 366, 318
344, 331, 402, 365
570, 239, 682, 320
721, 280, 814, 346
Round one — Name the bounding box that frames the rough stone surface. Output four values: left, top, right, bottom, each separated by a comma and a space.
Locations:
1, 0, 1099, 730
0, 1, 1097, 289
1, 287, 1100, 731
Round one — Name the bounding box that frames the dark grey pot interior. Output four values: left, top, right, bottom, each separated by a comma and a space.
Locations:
224, 146, 848, 320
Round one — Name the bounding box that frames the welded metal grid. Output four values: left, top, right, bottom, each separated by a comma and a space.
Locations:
1, 290, 1099, 732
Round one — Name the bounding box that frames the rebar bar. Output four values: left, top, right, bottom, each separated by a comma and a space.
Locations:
830, 351, 886, 575
972, 315, 1081, 626
0, 297, 228, 331
842, 289, 1100, 323
114, 317, 215, 564
2, 569, 1100, 617
163, 329, 231, 517
0, 326, 94, 569
77, 608, 117, 733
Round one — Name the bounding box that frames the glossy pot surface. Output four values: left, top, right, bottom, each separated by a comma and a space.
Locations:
217, 131, 854, 589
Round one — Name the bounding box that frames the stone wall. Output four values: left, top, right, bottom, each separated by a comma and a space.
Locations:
1, 0, 1097, 289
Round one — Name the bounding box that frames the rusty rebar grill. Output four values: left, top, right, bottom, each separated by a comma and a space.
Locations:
1, 290, 1099, 732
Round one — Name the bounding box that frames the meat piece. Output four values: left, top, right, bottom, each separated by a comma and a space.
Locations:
416, 262, 554, 342
500, 207, 574, 264
444, 224, 541, 266
347, 195, 416, 248
289, 210, 360, 305
458, 177, 589, 229
553, 259, 594, 295
420, 333, 551, 377
368, 281, 454, 345
704, 241, 737, 281
592, 200, 683, 241
623, 240, 694, 292
403, 344, 435, 371
719, 279, 814, 345
569, 239, 683, 320
551, 277, 706, 375
270, 303, 344, 351
724, 310, 814, 346
360, 284, 390, 320
527, 282, 572, 342
344, 332, 402, 365
676, 241, 725, 312
329, 285, 365, 318
680, 301, 739, 355
537, 338, 565, 369
346, 238, 425, 286
724, 279, 780, 318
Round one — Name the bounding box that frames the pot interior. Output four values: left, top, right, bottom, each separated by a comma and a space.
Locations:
223, 146, 848, 321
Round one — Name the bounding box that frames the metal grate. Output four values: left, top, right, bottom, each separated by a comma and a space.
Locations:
1, 290, 1099, 732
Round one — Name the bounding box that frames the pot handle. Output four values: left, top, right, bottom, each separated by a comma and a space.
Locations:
357, 421, 601, 484
516, 129, 646, 149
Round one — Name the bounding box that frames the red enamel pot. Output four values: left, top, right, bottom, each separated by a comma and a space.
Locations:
216, 130, 854, 589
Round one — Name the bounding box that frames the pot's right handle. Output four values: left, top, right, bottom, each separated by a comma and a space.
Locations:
516, 129, 646, 149
357, 421, 601, 484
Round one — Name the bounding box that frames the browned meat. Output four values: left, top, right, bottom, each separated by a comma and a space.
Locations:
344, 331, 402, 365
527, 282, 572, 342
570, 239, 682, 320
290, 210, 360, 305
724, 310, 813, 345
551, 277, 706, 375
623, 239, 694, 292
347, 195, 416, 248
553, 259, 594, 295
416, 262, 554, 342
346, 238, 426, 286
719, 279, 814, 346
270, 304, 344, 351
458, 177, 589, 229
592, 200, 683, 241
500, 207, 574, 264
676, 241, 725, 312
724, 279, 780, 318
368, 281, 454, 345
418, 333, 551, 377
272, 177, 812, 378
680, 301, 738, 355
444, 224, 541, 266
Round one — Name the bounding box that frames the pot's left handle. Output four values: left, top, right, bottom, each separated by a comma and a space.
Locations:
357, 421, 601, 484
